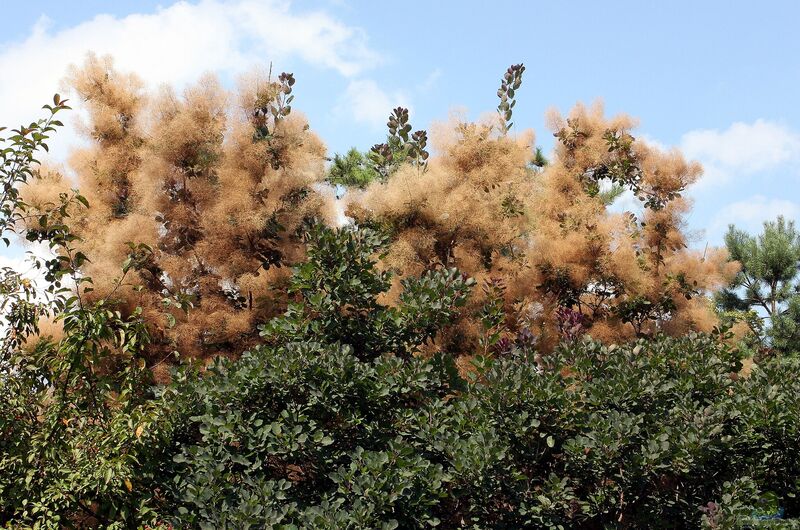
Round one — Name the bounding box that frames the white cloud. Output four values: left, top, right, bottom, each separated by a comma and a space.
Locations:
0, 0, 381, 159
680, 120, 800, 190
336, 79, 411, 130
709, 195, 800, 243
682, 120, 800, 172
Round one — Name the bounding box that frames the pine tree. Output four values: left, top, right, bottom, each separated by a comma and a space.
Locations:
719, 216, 800, 353
325, 147, 379, 190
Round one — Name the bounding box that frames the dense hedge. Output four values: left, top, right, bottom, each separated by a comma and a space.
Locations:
152, 334, 800, 529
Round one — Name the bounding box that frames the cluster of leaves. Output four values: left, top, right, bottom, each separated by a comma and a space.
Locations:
478, 277, 507, 355
158, 225, 474, 528
0, 96, 73, 224
369, 107, 429, 179
38, 221, 787, 529
331, 62, 531, 190
260, 225, 475, 361
251, 71, 296, 144
0, 95, 78, 353
497, 63, 525, 134
554, 305, 586, 342
250, 70, 299, 172
1, 302, 163, 527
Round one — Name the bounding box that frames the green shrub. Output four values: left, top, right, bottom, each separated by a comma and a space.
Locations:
156, 336, 800, 529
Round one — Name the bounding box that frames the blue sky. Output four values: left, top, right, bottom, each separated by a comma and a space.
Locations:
1, 0, 799, 270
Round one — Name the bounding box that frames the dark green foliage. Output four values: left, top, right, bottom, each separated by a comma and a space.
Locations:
164, 342, 456, 529
478, 277, 507, 355
1, 303, 164, 527
3, 215, 799, 528
0, 95, 70, 241
770, 296, 800, 354
0, 94, 78, 356
158, 225, 474, 528
157, 327, 800, 528
722, 217, 800, 317
261, 225, 474, 360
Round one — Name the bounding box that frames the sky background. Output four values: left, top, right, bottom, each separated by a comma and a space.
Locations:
2, 0, 800, 271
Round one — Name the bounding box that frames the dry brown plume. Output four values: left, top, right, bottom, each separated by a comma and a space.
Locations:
21, 54, 335, 365
351, 101, 737, 352
20, 56, 737, 364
